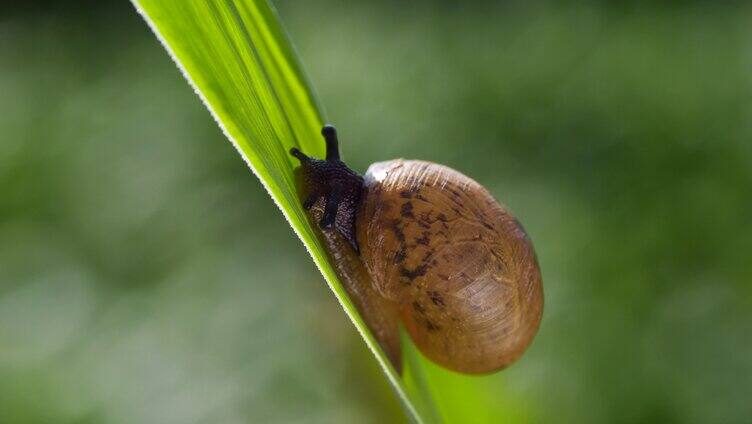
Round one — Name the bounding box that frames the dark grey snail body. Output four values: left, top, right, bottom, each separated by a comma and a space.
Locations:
292, 125, 543, 374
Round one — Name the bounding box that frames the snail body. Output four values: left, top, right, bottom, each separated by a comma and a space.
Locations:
291, 126, 543, 374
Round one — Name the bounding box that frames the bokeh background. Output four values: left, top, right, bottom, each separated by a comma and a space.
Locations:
1, 0, 751, 423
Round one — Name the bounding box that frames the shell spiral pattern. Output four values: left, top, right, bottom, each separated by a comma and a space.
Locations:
358, 160, 543, 374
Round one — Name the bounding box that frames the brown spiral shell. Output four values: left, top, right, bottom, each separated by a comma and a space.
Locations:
357, 160, 543, 374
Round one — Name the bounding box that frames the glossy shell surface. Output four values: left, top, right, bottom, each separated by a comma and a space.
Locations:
357, 160, 543, 373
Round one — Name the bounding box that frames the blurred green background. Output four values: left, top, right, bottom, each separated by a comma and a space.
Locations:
1, 0, 751, 423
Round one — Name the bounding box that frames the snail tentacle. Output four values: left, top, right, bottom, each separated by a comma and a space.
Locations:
322, 125, 340, 161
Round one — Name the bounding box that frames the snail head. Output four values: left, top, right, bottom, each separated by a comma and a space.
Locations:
290, 125, 364, 253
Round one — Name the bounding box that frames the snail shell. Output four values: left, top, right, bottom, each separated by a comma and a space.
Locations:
291, 126, 543, 374
357, 160, 543, 374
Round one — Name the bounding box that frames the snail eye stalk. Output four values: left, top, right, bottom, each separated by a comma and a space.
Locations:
289, 147, 309, 162
322, 124, 340, 161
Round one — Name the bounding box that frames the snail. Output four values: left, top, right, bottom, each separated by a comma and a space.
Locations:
290, 125, 543, 374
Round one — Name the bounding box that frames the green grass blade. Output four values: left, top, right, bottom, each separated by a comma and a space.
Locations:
130, 0, 423, 421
